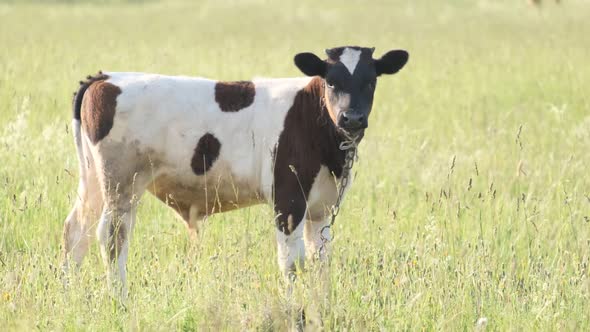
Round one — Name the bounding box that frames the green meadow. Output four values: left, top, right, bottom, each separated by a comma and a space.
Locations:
1, 0, 589, 330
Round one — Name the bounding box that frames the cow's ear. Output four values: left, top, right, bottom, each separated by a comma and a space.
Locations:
375, 50, 409, 76
294, 52, 327, 77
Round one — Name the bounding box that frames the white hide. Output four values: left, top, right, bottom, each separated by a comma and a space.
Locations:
276, 219, 305, 279
103, 73, 313, 202
307, 165, 352, 219
340, 48, 362, 74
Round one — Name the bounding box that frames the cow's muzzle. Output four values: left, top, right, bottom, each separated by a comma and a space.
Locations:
338, 110, 368, 132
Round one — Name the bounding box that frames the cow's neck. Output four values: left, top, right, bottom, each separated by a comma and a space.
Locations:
273, 76, 358, 233
298, 76, 356, 178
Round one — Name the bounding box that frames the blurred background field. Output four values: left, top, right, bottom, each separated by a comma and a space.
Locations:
1, 0, 589, 330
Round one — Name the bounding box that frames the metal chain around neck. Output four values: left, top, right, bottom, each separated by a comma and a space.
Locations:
318, 135, 359, 256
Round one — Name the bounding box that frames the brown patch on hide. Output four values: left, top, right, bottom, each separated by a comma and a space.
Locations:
214, 81, 255, 112
81, 79, 122, 144
191, 133, 221, 175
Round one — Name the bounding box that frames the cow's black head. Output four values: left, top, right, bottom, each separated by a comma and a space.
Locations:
294, 46, 408, 136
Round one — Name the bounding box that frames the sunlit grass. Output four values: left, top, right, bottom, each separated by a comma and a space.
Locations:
1, 0, 589, 330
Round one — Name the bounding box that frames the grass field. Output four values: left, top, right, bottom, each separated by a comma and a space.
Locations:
1, 0, 590, 330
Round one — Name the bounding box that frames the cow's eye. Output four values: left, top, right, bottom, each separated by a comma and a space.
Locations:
326, 82, 335, 89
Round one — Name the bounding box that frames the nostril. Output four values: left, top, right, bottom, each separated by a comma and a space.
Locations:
340, 112, 367, 128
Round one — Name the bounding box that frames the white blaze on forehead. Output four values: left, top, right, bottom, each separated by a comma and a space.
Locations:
339, 48, 362, 74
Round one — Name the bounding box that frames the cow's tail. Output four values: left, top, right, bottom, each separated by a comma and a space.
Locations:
71, 71, 106, 185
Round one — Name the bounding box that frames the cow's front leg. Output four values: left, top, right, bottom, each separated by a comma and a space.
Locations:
275, 200, 306, 281
304, 218, 331, 263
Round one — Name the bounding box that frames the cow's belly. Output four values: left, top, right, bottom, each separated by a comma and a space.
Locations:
147, 161, 266, 221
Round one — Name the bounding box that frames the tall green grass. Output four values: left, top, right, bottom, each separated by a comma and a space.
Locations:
1, 0, 589, 330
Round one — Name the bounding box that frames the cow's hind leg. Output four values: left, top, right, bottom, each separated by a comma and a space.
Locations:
63, 200, 85, 268
63, 200, 91, 269
63, 164, 103, 272
95, 154, 151, 299
186, 205, 206, 242
97, 198, 136, 299
96, 178, 146, 299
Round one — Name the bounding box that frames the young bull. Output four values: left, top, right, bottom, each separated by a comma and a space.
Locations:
62, 46, 409, 296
